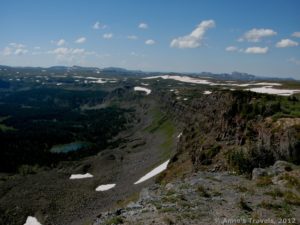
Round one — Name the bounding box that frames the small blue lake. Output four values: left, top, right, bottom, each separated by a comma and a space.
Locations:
50, 141, 90, 153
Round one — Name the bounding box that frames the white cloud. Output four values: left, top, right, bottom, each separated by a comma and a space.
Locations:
288, 57, 300, 65
292, 32, 300, 38
51, 47, 69, 55
145, 39, 155, 45
244, 46, 268, 54
239, 28, 277, 42
127, 35, 138, 40
53, 39, 66, 46
138, 23, 148, 29
72, 48, 85, 54
48, 47, 93, 63
75, 37, 86, 44
225, 46, 238, 52
170, 20, 215, 49
103, 33, 113, 39
9, 43, 26, 48
2, 43, 28, 56
275, 39, 298, 48
49, 47, 87, 56
34, 46, 41, 50
14, 48, 28, 55
93, 21, 107, 30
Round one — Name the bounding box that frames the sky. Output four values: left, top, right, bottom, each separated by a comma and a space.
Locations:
1, 0, 300, 78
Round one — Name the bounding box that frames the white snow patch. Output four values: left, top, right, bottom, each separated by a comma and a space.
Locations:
134, 160, 170, 184
69, 173, 94, 179
144, 75, 212, 85
95, 184, 116, 191
134, 86, 151, 95
247, 86, 300, 96
89, 79, 107, 84
86, 76, 101, 80
183, 98, 188, 101
141, 82, 149, 86
203, 91, 212, 95
56, 83, 62, 86
254, 82, 281, 86
24, 216, 42, 225
177, 132, 182, 138
144, 75, 284, 88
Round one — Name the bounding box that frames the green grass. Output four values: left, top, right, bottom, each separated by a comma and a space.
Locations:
279, 173, 300, 189
259, 200, 282, 210
104, 216, 123, 225
0, 124, 16, 132
0, 116, 10, 122
144, 108, 176, 159
283, 191, 300, 206
256, 176, 273, 187
265, 188, 284, 199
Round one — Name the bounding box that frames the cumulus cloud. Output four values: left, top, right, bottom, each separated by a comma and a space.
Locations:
239, 28, 277, 42
225, 46, 239, 52
2, 43, 28, 56
275, 39, 298, 48
49, 47, 87, 55
145, 39, 155, 45
244, 46, 268, 54
127, 35, 138, 40
138, 23, 148, 29
93, 21, 107, 30
52, 39, 66, 46
170, 20, 215, 49
14, 49, 28, 55
103, 33, 113, 39
292, 32, 300, 38
75, 37, 86, 44
47, 47, 95, 63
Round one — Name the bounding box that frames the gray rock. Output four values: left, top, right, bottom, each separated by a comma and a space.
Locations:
165, 183, 174, 190
127, 202, 143, 210
271, 160, 293, 175
252, 168, 267, 180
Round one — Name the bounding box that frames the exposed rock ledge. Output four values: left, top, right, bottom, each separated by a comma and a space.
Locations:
93, 161, 300, 225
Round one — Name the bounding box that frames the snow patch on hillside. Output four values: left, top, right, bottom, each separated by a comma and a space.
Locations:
134, 160, 170, 184
24, 216, 42, 225
69, 173, 94, 179
247, 86, 300, 96
95, 184, 116, 191
134, 86, 151, 95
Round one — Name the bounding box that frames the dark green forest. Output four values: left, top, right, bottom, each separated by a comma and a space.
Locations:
0, 88, 134, 172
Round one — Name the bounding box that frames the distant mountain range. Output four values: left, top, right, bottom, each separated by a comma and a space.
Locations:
0, 65, 297, 81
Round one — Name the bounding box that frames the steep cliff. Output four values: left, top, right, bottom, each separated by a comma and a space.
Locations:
160, 90, 300, 176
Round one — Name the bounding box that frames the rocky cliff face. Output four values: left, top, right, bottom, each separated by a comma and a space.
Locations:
160, 90, 300, 175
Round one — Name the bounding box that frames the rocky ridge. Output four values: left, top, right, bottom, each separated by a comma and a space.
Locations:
93, 161, 300, 225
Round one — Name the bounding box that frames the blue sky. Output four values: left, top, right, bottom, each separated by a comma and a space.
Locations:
1, 0, 300, 78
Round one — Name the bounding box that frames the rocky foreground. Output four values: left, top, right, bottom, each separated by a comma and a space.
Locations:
94, 161, 300, 225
